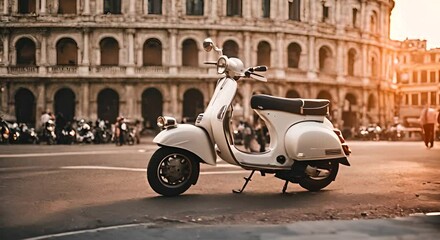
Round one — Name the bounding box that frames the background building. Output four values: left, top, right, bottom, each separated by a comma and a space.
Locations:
396, 39, 440, 126
0, 0, 398, 137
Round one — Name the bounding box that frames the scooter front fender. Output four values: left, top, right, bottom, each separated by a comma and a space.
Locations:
153, 124, 217, 165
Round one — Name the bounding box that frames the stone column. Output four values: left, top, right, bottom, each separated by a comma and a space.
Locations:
129, 0, 136, 15
40, 0, 47, 14
2, 35, 9, 65
125, 85, 135, 118
83, 0, 91, 15
79, 28, 90, 75
275, 32, 285, 79
126, 29, 135, 75
39, 30, 48, 74
170, 85, 179, 119
309, 0, 317, 25
243, 32, 251, 66
36, 84, 46, 128
360, 0, 367, 32
361, 44, 368, 85
335, 0, 344, 34
80, 82, 90, 119
243, 0, 251, 19
169, 29, 178, 74
307, 36, 317, 80
210, 0, 218, 22
336, 40, 345, 82
3, 0, 8, 15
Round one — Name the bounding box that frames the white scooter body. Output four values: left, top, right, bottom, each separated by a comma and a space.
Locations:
149, 38, 350, 196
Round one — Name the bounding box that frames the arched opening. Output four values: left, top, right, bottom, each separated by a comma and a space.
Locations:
18, 0, 36, 14
319, 46, 334, 74
142, 88, 163, 129
287, 42, 301, 68
143, 38, 162, 66
342, 93, 358, 137
286, 89, 300, 98
182, 89, 204, 123
97, 88, 119, 123
223, 40, 239, 58
348, 48, 357, 76
182, 39, 198, 67
58, 0, 77, 14
257, 41, 271, 67
367, 93, 376, 112
100, 38, 119, 66
54, 88, 76, 122
56, 38, 78, 65
16, 38, 36, 65
15, 88, 36, 126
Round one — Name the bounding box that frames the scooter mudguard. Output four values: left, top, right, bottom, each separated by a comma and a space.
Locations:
285, 121, 346, 161
153, 124, 217, 166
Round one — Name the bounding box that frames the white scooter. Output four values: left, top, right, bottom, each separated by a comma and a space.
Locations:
147, 38, 351, 196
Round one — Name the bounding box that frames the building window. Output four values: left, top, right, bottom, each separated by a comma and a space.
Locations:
262, 0, 270, 18
319, 46, 333, 73
288, 0, 300, 21
18, 0, 36, 14
430, 71, 436, 83
16, 38, 36, 66
149, 0, 162, 14
348, 49, 357, 76
370, 11, 377, 33
352, 8, 358, 27
431, 92, 437, 105
100, 38, 119, 66
186, 0, 204, 16
227, 0, 242, 17
257, 41, 271, 67
412, 71, 418, 83
287, 42, 301, 68
58, 0, 77, 14
182, 39, 198, 67
370, 56, 377, 77
223, 40, 239, 58
143, 38, 162, 66
430, 53, 436, 63
421, 92, 428, 105
421, 70, 427, 83
56, 38, 78, 65
411, 93, 418, 106
322, 5, 329, 22
104, 0, 121, 14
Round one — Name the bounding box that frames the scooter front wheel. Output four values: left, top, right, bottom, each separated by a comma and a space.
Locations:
147, 147, 200, 197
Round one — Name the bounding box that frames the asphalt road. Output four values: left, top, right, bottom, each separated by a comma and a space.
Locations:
0, 140, 439, 239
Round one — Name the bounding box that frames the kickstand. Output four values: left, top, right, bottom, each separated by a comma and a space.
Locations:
232, 170, 255, 194
282, 180, 289, 194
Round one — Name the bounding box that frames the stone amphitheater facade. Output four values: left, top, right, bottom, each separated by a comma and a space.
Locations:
0, 0, 398, 135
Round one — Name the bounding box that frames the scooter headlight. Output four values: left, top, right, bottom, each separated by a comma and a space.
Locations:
157, 116, 177, 130
217, 56, 228, 74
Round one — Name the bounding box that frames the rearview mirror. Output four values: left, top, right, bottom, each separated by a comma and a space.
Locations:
203, 38, 214, 52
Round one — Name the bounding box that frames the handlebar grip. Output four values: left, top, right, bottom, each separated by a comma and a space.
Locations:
253, 66, 268, 72
204, 61, 217, 65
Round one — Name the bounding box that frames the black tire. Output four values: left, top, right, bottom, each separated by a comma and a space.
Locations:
299, 160, 339, 192
147, 147, 200, 197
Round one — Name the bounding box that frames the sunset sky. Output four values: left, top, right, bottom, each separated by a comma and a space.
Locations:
390, 0, 440, 49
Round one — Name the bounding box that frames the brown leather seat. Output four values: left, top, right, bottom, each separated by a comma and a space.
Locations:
250, 94, 329, 116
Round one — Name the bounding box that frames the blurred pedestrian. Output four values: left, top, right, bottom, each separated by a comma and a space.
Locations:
255, 120, 266, 152
243, 121, 254, 152
419, 103, 438, 149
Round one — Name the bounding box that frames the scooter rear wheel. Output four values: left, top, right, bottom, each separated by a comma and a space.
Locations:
299, 160, 339, 192
147, 147, 200, 197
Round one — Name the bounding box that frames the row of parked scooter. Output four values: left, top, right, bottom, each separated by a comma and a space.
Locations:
0, 118, 139, 145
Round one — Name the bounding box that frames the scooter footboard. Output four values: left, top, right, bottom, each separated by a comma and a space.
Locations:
153, 124, 217, 165
285, 122, 346, 161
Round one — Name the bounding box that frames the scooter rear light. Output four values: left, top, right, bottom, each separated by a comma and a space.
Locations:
342, 144, 351, 156
333, 129, 346, 143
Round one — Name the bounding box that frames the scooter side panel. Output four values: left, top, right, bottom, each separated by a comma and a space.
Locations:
153, 124, 217, 165
285, 122, 346, 161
